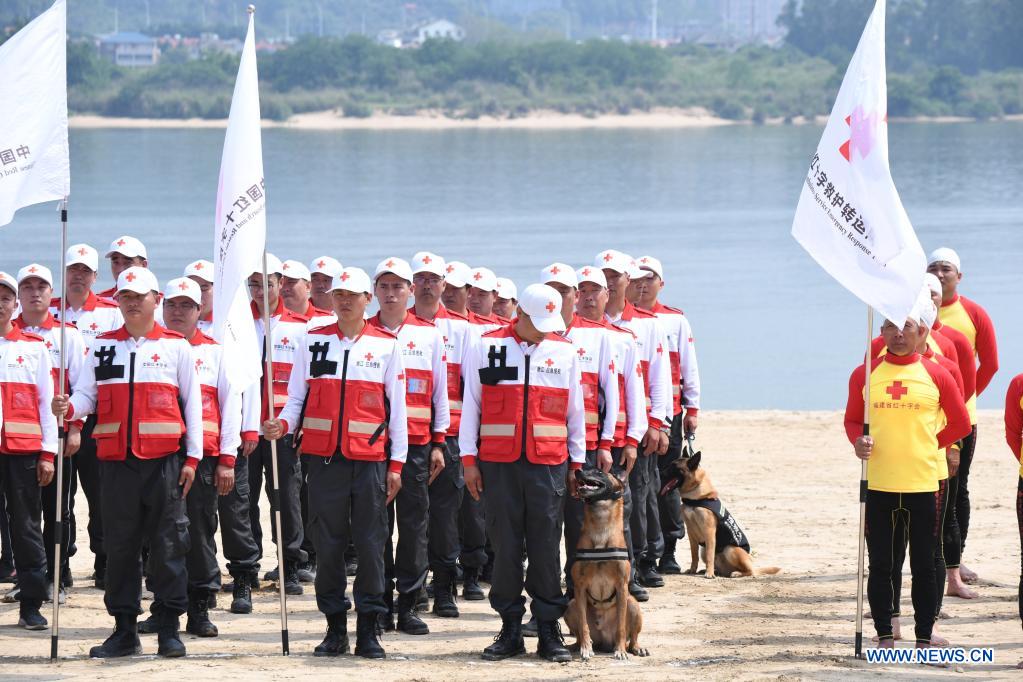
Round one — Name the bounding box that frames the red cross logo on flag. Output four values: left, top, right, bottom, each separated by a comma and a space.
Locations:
840, 108, 880, 163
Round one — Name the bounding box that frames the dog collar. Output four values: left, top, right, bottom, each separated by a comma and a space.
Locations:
584, 488, 625, 502
575, 547, 630, 562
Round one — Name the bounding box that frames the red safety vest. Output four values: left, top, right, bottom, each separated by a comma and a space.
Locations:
251, 299, 308, 422
0, 328, 49, 454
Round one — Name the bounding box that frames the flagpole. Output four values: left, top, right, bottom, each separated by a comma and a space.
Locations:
50, 196, 68, 660
260, 248, 289, 656
854, 305, 873, 658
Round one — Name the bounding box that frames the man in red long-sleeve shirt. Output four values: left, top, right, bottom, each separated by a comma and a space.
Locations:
1004, 372, 1023, 665
928, 247, 998, 585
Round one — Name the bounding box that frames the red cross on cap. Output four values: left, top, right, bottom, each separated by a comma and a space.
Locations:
422, 255, 432, 264
407, 341, 416, 350
473, 272, 482, 281
364, 352, 374, 362
317, 260, 326, 268
549, 265, 560, 275
125, 272, 136, 282
446, 264, 454, 273
340, 272, 350, 281
151, 354, 160, 362
78, 248, 87, 255
386, 259, 395, 268
545, 301, 556, 313
117, 239, 126, 246
282, 262, 290, 269
178, 282, 189, 290
545, 358, 554, 367
886, 381, 908, 400
602, 252, 613, 262
581, 268, 591, 276
194, 262, 204, 270
640, 257, 649, 264
28, 266, 37, 273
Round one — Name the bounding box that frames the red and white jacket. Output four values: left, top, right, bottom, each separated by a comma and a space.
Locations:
607, 302, 671, 429
459, 324, 586, 468
371, 311, 449, 446
50, 291, 123, 352
468, 311, 503, 338
650, 302, 700, 418
15, 313, 87, 398
66, 324, 203, 467
417, 305, 472, 437
605, 323, 648, 448
300, 301, 337, 330
0, 327, 57, 461
563, 315, 619, 451
250, 299, 308, 429
189, 330, 242, 466
278, 322, 408, 472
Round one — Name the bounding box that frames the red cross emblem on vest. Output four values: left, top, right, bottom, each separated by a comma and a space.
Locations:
151, 354, 160, 363
90, 322, 98, 330
576, 347, 585, 357
608, 361, 615, 372
407, 341, 415, 350
886, 381, 908, 400
195, 358, 203, 369
16, 356, 24, 364
545, 358, 554, 367
280, 337, 289, 346
45, 341, 53, 349
365, 353, 374, 362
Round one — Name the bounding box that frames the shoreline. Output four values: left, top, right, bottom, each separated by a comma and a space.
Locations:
69, 108, 1023, 131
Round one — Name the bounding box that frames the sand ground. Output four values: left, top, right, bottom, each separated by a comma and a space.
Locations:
1, 409, 1020, 679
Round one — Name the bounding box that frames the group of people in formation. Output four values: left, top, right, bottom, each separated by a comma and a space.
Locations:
844, 247, 1022, 661
0, 236, 702, 661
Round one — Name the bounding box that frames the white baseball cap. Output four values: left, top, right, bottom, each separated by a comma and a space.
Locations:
331, 267, 372, 295
411, 251, 446, 277
927, 247, 961, 272
519, 283, 566, 334
541, 263, 578, 288
923, 273, 942, 297
636, 255, 663, 280
310, 256, 343, 279
495, 277, 517, 300
164, 277, 201, 306
67, 243, 99, 272
116, 266, 159, 296
469, 267, 497, 292
913, 288, 937, 329
183, 259, 214, 282
624, 256, 649, 280
445, 261, 471, 288
253, 253, 284, 277
594, 249, 631, 275
281, 259, 312, 281
17, 264, 53, 287
105, 235, 147, 259
576, 265, 608, 288
374, 257, 414, 284
0, 272, 17, 294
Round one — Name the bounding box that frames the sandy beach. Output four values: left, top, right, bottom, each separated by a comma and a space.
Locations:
1, 409, 1020, 679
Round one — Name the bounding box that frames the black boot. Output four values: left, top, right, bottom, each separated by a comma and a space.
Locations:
18, 599, 48, 630
658, 538, 682, 575
137, 611, 160, 635
377, 589, 395, 632
638, 560, 664, 588
537, 620, 571, 662
186, 590, 219, 637
355, 612, 386, 659
313, 613, 349, 656
396, 592, 429, 635
481, 615, 525, 661
156, 614, 187, 658
462, 567, 485, 601
230, 571, 254, 614
90, 614, 142, 658
629, 577, 649, 602
415, 587, 429, 611
522, 614, 538, 637
431, 570, 459, 618
283, 563, 303, 596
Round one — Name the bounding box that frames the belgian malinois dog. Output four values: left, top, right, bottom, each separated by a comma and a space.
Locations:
660, 450, 780, 579
564, 468, 648, 660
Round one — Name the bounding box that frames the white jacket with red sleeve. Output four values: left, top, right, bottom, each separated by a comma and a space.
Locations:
0, 326, 57, 462
564, 315, 620, 451
607, 302, 671, 429
651, 302, 700, 417
189, 329, 242, 466
606, 323, 648, 447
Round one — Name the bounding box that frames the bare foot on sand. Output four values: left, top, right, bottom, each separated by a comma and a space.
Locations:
946, 568, 979, 599
930, 626, 949, 647
959, 564, 978, 583
871, 617, 901, 642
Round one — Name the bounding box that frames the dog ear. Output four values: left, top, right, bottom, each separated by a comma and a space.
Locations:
613, 469, 628, 485
686, 451, 702, 471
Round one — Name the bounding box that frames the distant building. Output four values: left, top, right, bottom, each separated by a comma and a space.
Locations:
376, 29, 403, 48
99, 31, 160, 68
409, 19, 465, 44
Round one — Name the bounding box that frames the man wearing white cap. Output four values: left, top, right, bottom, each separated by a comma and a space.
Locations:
282, 259, 334, 327
493, 278, 518, 320
158, 277, 246, 635
0, 270, 56, 631
183, 260, 215, 334
575, 265, 649, 601
309, 256, 343, 312
467, 267, 503, 328
459, 283, 585, 662
634, 254, 701, 576
596, 249, 671, 590
52, 266, 203, 658
15, 264, 88, 603
541, 264, 622, 598
245, 253, 309, 595
97, 236, 149, 299
49, 243, 123, 589
370, 257, 449, 634
410, 251, 473, 616
927, 247, 998, 586
264, 266, 408, 659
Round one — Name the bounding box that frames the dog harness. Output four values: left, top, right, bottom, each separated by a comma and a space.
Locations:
682, 498, 751, 553
574, 547, 630, 562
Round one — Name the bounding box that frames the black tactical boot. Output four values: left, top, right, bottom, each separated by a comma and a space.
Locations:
354, 612, 385, 659
377, 589, 395, 632
431, 570, 459, 618
137, 611, 160, 634
462, 567, 485, 601
658, 538, 682, 575
230, 571, 254, 614
283, 562, 303, 596
18, 599, 48, 630
396, 592, 429, 635
481, 615, 526, 661
90, 614, 142, 658
186, 590, 219, 637
638, 560, 665, 588
156, 614, 187, 658
522, 614, 538, 637
629, 577, 650, 602
313, 613, 349, 656
537, 620, 571, 662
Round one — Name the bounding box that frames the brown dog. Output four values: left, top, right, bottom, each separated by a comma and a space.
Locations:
663, 451, 780, 579
564, 468, 648, 660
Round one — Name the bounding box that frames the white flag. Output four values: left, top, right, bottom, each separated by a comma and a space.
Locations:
213, 10, 265, 388
0, 0, 69, 227
791, 0, 924, 326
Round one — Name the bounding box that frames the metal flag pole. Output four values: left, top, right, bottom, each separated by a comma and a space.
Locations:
50, 197, 69, 660
260, 248, 289, 656
853, 305, 873, 658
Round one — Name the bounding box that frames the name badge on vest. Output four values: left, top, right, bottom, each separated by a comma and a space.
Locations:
309, 341, 337, 377
94, 345, 125, 381
479, 344, 517, 385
